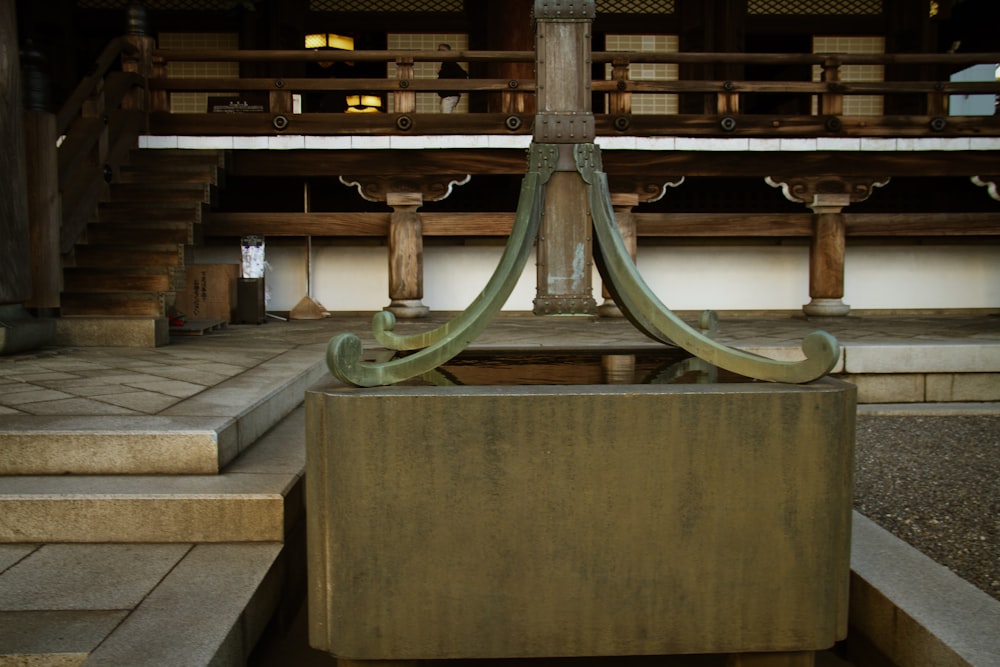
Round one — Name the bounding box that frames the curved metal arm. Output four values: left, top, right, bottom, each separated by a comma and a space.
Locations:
326, 170, 545, 387
373, 144, 559, 352
588, 164, 840, 384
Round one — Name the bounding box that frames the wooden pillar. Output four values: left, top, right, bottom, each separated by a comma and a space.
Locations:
0, 0, 31, 308
531, 0, 597, 316
121, 3, 155, 115
485, 0, 535, 114
386, 192, 429, 318
767, 176, 888, 317
341, 175, 470, 318
806, 194, 851, 317
1, 0, 55, 354
23, 109, 62, 311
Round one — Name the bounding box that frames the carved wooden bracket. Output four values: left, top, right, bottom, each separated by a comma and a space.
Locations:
972, 176, 1000, 201
339, 175, 471, 204
765, 175, 890, 208
608, 176, 685, 204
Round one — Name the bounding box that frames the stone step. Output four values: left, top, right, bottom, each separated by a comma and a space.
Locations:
0, 405, 308, 544
0, 348, 327, 476
53, 316, 170, 347
0, 542, 286, 667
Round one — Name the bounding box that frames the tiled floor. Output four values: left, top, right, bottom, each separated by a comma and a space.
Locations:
2, 311, 999, 418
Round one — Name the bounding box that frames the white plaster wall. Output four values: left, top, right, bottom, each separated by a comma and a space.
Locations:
192, 243, 1000, 313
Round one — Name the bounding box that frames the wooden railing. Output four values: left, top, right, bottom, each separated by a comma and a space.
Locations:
24, 36, 146, 309
20, 36, 1000, 317
56, 37, 146, 251
146, 47, 1000, 137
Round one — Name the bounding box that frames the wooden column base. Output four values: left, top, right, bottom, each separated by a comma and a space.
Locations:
803, 298, 851, 317
384, 299, 430, 319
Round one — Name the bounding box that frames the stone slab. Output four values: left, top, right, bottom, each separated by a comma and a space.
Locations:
307, 378, 856, 660
844, 343, 1000, 374
0, 416, 234, 475
849, 512, 1000, 667
926, 372, 1000, 402
841, 373, 926, 403
0, 347, 324, 475
0, 474, 295, 543
0, 610, 127, 667
0, 309, 56, 355
0, 544, 189, 610
83, 543, 283, 667
0, 545, 36, 573
54, 318, 168, 348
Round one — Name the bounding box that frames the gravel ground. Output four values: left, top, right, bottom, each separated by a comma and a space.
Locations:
854, 414, 1000, 601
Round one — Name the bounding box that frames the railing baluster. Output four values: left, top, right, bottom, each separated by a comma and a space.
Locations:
394, 56, 416, 114
821, 56, 843, 116
608, 56, 630, 116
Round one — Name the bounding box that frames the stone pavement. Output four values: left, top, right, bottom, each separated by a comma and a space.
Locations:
0, 310, 998, 666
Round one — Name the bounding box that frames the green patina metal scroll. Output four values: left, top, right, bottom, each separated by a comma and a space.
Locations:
325, 144, 556, 387
578, 143, 840, 384
326, 140, 839, 387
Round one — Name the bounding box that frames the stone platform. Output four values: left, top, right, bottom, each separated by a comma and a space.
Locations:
0, 311, 997, 666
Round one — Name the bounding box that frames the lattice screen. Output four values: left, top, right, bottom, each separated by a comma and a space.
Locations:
78, 0, 241, 8
597, 0, 675, 13
748, 0, 882, 14
313, 0, 674, 12
310, 0, 463, 11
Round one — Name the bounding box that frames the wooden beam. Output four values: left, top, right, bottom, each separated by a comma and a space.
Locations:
223, 148, 1000, 180
203, 211, 1000, 238
228, 149, 530, 177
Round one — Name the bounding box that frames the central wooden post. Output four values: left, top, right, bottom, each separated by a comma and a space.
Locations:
531, 0, 597, 316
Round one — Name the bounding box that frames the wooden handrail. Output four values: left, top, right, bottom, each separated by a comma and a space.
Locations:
147, 76, 998, 98
56, 37, 137, 135
143, 45, 1000, 140
151, 47, 1000, 67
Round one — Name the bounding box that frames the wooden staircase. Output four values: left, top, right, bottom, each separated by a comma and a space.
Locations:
58, 149, 227, 343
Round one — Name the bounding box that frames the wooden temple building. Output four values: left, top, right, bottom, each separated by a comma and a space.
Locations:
2, 0, 999, 348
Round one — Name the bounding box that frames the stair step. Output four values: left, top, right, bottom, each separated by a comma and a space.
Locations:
0, 543, 284, 667
97, 201, 204, 224
60, 291, 169, 317
71, 244, 183, 268
86, 220, 196, 245
109, 182, 214, 203
63, 267, 175, 292
118, 163, 223, 187
0, 404, 314, 541
128, 148, 227, 168
0, 351, 326, 476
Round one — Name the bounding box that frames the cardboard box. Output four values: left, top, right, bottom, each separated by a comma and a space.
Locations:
174, 264, 239, 322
